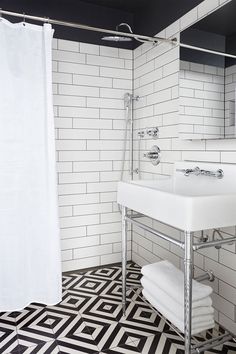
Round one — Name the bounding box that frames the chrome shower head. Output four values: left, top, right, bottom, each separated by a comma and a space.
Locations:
102, 35, 132, 42
102, 23, 133, 42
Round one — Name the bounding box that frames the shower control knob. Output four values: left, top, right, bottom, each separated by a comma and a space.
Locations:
143, 145, 160, 165
146, 127, 159, 139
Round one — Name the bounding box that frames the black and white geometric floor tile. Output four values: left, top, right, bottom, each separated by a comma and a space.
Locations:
0, 262, 235, 354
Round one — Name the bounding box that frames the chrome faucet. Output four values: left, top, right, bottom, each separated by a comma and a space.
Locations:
176, 166, 224, 179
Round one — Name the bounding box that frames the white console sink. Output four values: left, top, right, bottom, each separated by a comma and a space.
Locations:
117, 162, 236, 232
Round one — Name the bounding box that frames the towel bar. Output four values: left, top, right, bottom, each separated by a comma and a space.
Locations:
121, 208, 236, 354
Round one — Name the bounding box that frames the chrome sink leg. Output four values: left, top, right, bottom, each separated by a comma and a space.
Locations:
184, 231, 193, 354
122, 206, 127, 316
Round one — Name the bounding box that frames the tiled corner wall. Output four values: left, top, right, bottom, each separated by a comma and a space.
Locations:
52, 39, 132, 272
132, 0, 236, 334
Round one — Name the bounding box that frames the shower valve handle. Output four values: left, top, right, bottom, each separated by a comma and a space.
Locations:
143, 145, 160, 165
144, 151, 159, 159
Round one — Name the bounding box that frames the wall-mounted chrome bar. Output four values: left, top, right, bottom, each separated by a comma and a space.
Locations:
180, 42, 236, 60
0, 9, 177, 45
191, 334, 232, 354
194, 270, 215, 283
125, 216, 185, 249
193, 235, 236, 250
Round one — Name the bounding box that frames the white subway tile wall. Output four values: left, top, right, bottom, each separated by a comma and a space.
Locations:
225, 64, 236, 137
132, 0, 236, 334
179, 60, 225, 139
53, 40, 132, 272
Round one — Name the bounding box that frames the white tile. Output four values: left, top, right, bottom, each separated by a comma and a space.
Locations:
58, 39, 79, 52
61, 249, 73, 261
58, 129, 99, 140
197, 0, 220, 19
62, 256, 100, 272
59, 172, 99, 184
87, 182, 117, 193
53, 72, 73, 84
60, 226, 86, 239
54, 118, 73, 129
58, 184, 86, 196
59, 206, 73, 217
101, 232, 121, 244
59, 151, 100, 162
118, 48, 132, 59
87, 97, 124, 109
180, 7, 198, 30
53, 50, 85, 63
56, 140, 86, 151
219, 280, 236, 305
80, 42, 99, 55
60, 214, 100, 228
53, 95, 86, 107
100, 46, 119, 57
59, 62, 99, 76
59, 193, 99, 206
59, 106, 99, 118
100, 67, 132, 79
74, 244, 112, 259
73, 161, 112, 172
58, 84, 99, 97
113, 79, 132, 89
73, 74, 112, 88
87, 54, 125, 68
57, 162, 73, 173
73, 203, 112, 216
87, 222, 121, 235
73, 118, 112, 130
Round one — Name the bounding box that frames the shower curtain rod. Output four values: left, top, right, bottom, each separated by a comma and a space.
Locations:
180, 42, 236, 60
0, 9, 177, 45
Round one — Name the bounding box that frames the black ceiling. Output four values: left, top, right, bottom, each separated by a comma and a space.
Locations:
192, 0, 236, 37
79, 0, 147, 12
0, 0, 204, 48
181, 1, 236, 68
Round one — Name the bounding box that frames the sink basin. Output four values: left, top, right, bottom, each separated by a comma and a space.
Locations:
117, 162, 236, 232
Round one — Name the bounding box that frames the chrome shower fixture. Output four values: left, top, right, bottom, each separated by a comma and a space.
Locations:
124, 92, 140, 108
102, 23, 154, 44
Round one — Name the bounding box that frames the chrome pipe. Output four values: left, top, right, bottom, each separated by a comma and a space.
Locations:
0, 9, 176, 45
180, 42, 236, 60
194, 270, 215, 283
184, 231, 193, 354
121, 206, 127, 316
125, 216, 185, 249
193, 236, 236, 250
192, 334, 232, 353
192, 333, 231, 349
129, 107, 134, 179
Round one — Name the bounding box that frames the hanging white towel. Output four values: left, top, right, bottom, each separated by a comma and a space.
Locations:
143, 289, 215, 335
141, 277, 214, 320
141, 261, 213, 304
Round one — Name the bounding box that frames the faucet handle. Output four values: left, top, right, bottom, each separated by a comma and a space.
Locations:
143, 145, 160, 165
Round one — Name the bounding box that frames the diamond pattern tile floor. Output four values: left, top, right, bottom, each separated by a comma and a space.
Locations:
0, 262, 235, 354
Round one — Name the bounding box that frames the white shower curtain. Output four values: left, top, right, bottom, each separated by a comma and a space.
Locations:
0, 19, 62, 311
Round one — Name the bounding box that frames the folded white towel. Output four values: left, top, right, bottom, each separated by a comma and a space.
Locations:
142, 261, 213, 305
143, 289, 215, 335
141, 277, 214, 319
